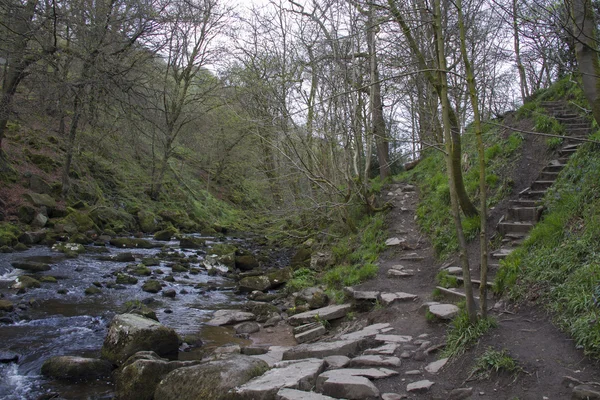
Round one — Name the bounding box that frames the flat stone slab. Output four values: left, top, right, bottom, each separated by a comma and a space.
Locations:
385, 238, 405, 246
277, 388, 337, 400
295, 325, 326, 344
348, 355, 401, 368
293, 322, 321, 335
319, 368, 398, 380
425, 358, 448, 374
233, 358, 325, 399
428, 304, 459, 320
252, 346, 291, 367
363, 343, 398, 356
445, 267, 462, 275
323, 356, 350, 369
207, 310, 256, 326
282, 339, 364, 361
379, 292, 418, 306
387, 268, 414, 278
339, 323, 391, 341
351, 290, 380, 301
288, 304, 352, 326
398, 253, 424, 261
375, 334, 413, 343
316, 370, 379, 400
407, 380, 434, 393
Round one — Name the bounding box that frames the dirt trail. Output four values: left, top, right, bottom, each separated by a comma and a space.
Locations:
351, 179, 600, 398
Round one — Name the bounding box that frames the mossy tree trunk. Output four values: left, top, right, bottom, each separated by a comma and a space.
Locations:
434, 0, 477, 323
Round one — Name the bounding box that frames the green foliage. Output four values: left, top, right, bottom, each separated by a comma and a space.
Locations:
436, 270, 459, 288
495, 144, 600, 357
546, 137, 564, 150
534, 114, 564, 135
471, 348, 522, 380
442, 311, 497, 358
515, 102, 538, 119
0, 223, 20, 247
286, 268, 317, 293
324, 263, 378, 288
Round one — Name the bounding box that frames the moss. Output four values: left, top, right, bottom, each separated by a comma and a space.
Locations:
154, 227, 178, 241
142, 279, 162, 293
138, 210, 159, 233
209, 243, 237, 256
85, 286, 102, 295
0, 223, 20, 247
27, 152, 59, 172
61, 210, 97, 233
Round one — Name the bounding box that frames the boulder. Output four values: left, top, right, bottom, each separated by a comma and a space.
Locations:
290, 247, 312, 269
120, 300, 158, 321
138, 210, 159, 233
232, 358, 325, 399
116, 351, 201, 400
208, 310, 256, 326
101, 313, 179, 365
0, 300, 14, 312
89, 206, 136, 233
11, 261, 51, 272
323, 356, 350, 370
18, 231, 46, 245
12, 276, 41, 289
31, 213, 48, 228
238, 275, 271, 293
142, 279, 162, 293
287, 304, 352, 326
179, 236, 205, 249
41, 356, 113, 381
110, 238, 155, 249
235, 322, 260, 335
282, 339, 368, 361
28, 174, 52, 194
236, 254, 259, 271
316, 369, 382, 399
154, 355, 269, 400
295, 287, 329, 310
309, 252, 333, 271
60, 211, 97, 233
23, 192, 56, 208
17, 205, 36, 224
154, 227, 178, 241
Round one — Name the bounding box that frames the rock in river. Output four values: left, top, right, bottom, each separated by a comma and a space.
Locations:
11, 261, 51, 272
41, 356, 113, 381
101, 313, 179, 366
207, 309, 256, 326
154, 355, 268, 400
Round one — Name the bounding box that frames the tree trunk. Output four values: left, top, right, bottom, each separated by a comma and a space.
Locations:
457, 0, 488, 318
434, 0, 477, 323
571, 0, 600, 124
61, 92, 82, 196
512, 0, 529, 102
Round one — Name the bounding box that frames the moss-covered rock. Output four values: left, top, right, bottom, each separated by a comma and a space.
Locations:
238, 275, 271, 293
85, 286, 102, 295
0, 300, 14, 312
153, 356, 269, 400
137, 210, 159, 233
59, 210, 97, 233
142, 279, 162, 293
116, 274, 138, 285
170, 264, 188, 273
179, 236, 205, 249
110, 238, 155, 249
40, 276, 58, 283
23, 192, 56, 209
209, 243, 238, 256
101, 313, 179, 366
41, 356, 113, 381
141, 258, 160, 266
17, 205, 36, 224
90, 206, 136, 233
290, 247, 312, 269
235, 254, 259, 271
11, 261, 50, 272
120, 301, 158, 321
153, 227, 178, 241
29, 174, 52, 194
12, 276, 41, 289
13, 242, 28, 251
0, 223, 20, 246
27, 153, 59, 173
129, 265, 151, 276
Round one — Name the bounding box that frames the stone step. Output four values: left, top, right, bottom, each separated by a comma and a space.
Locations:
530, 180, 554, 191
507, 207, 541, 222
558, 147, 578, 157
492, 248, 515, 259
539, 171, 559, 181
558, 156, 570, 164
455, 276, 493, 288
498, 221, 535, 235
509, 199, 540, 208
522, 190, 546, 200
543, 163, 567, 173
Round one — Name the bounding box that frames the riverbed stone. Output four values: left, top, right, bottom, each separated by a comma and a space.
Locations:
406, 380, 434, 393
287, 304, 351, 326
154, 355, 269, 400
12, 275, 41, 289
142, 279, 162, 293
179, 236, 205, 249
235, 321, 261, 334
282, 339, 368, 361
347, 355, 401, 368
239, 275, 272, 292
323, 355, 350, 369
153, 227, 177, 241
339, 323, 391, 341
428, 304, 460, 320
295, 287, 329, 309
101, 313, 179, 365
276, 388, 337, 400
295, 325, 326, 344
116, 351, 200, 400
232, 358, 325, 399
375, 334, 413, 343
11, 260, 51, 272
0, 300, 14, 312
0, 351, 19, 363
41, 356, 113, 381
316, 369, 387, 399
236, 254, 259, 271
425, 357, 448, 374
208, 309, 256, 326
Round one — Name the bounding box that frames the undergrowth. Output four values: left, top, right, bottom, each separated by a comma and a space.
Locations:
495, 137, 600, 358
470, 348, 522, 380
442, 309, 497, 359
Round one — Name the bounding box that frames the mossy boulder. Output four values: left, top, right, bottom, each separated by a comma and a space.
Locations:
142, 279, 162, 293
179, 236, 205, 249
27, 153, 59, 173
0, 300, 14, 312
235, 254, 259, 271
129, 265, 152, 276
0, 223, 20, 246
52, 242, 85, 254
153, 355, 269, 400
120, 301, 158, 321
17, 205, 36, 224
170, 264, 188, 273
116, 274, 139, 285
23, 192, 56, 208
141, 257, 160, 266
89, 206, 136, 233
101, 313, 179, 366
28, 174, 52, 194
137, 210, 159, 233
266, 267, 293, 288
18, 231, 46, 245
11, 261, 51, 272
158, 210, 195, 231
12, 276, 41, 289
60, 210, 97, 233
153, 227, 178, 241
238, 275, 271, 293
116, 352, 201, 400
110, 238, 155, 249
209, 243, 238, 256
40, 276, 58, 283
85, 286, 102, 295
41, 356, 113, 381
295, 287, 329, 309
290, 247, 312, 269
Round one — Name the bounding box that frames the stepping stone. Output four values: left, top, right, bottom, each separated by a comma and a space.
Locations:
323, 355, 350, 369
386, 237, 405, 246
407, 380, 434, 393
428, 304, 459, 320
282, 339, 367, 361
347, 355, 401, 368
316, 370, 379, 399
375, 334, 413, 343
288, 304, 352, 326
425, 358, 448, 374
295, 325, 326, 344
277, 388, 337, 400
252, 346, 291, 367
387, 268, 414, 278
382, 394, 408, 400
207, 310, 255, 326
339, 323, 391, 340
293, 322, 322, 335
233, 358, 325, 398
445, 267, 462, 275
345, 287, 380, 301
363, 343, 398, 356
399, 253, 424, 261
379, 292, 418, 306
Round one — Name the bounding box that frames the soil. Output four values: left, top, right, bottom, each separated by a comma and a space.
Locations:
350, 125, 600, 399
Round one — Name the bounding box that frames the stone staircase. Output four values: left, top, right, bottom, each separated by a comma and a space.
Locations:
440, 101, 591, 303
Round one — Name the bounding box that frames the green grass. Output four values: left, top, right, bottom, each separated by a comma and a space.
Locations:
495, 142, 600, 358
470, 348, 522, 380
286, 268, 317, 293
442, 310, 497, 358
436, 270, 459, 288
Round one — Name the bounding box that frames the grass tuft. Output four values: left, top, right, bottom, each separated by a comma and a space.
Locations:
442, 311, 497, 359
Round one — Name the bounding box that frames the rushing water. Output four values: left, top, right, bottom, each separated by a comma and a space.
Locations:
0, 235, 263, 400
